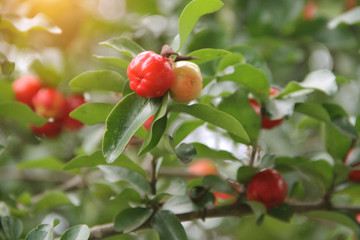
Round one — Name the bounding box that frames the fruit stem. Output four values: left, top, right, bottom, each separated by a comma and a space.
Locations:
249, 143, 258, 167
160, 45, 200, 62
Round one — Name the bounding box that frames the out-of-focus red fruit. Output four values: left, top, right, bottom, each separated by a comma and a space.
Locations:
63, 95, 85, 130
213, 192, 237, 206
32, 88, 67, 119
12, 75, 42, 109
349, 170, 360, 182
31, 120, 63, 138
143, 115, 155, 131
188, 159, 218, 177
303, 1, 317, 21
345, 0, 357, 11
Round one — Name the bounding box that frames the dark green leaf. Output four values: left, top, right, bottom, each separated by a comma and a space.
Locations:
114, 207, 153, 233
187, 48, 231, 65
168, 103, 250, 144
173, 120, 204, 146
175, 143, 197, 164
100, 37, 145, 58
237, 166, 258, 184
94, 55, 130, 70
69, 102, 115, 125
69, 70, 125, 92
103, 93, 162, 163
1, 216, 23, 240
192, 142, 239, 161
151, 210, 188, 240
267, 203, 293, 222
304, 211, 358, 233
18, 157, 63, 171
60, 225, 90, 240
0, 102, 46, 126
202, 175, 235, 194
25, 224, 53, 240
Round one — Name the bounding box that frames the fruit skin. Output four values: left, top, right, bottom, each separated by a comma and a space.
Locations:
249, 88, 284, 129
303, 1, 317, 21
32, 88, 67, 119
143, 115, 155, 131
31, 120, 63, 138
170, 61, 203, 103
127, 51, 174, 98
213, 192, 237, 206
63, 95, 86, 130
246, 169, 287, 210
188, 159, 218, 177
12, 75, 43, 109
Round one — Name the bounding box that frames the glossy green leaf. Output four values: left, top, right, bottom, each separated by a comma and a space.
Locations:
64, 150, 147, 178
175, 143, 197, 164
331, 116, 358, 139
187, 48, 231, 65
69, 102, 115, 125
1, 216, 23, 240
202, 175, 235, 194
304, 211, 358, 233
103, 93, 163, 163
151, 210, 188, 240
34, 191, 73, 212
0, 13, 61, 34
173, 120, 204, 146
0, 102, 46, 126
0, 82, 14, 102
328, 7, 360, 29
25, 224, 53, 240
323, 124, 352, 161
18, 157, 63, 171
294, 103, 331, 123
60, 225, 90, 240
169, 103, 250, 144
100, 37, 145, 58
94, 55, 130, 70
237, 166, 258, 184
138, 93, 169, 155
191, 142, 239, 161
114, 207, 153, 233
217, 64, 270, 101
173, 0, 224, 51
216, 53, 245, 74
69, 70, 125, 92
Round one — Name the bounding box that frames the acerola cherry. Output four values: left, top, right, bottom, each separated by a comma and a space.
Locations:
213, 192, 237, 206
188, 159, 218, 177
246, 169, 287, 210
32, 88, 67, 119
31, 120, 63, 138
63, 94, 86, 130
127, 51, 174, 98
170, 61, 203, 103
349, 170, 360, 182
249, 87, 284, 129
12, 75, 42, 109
303, 1, 317, 21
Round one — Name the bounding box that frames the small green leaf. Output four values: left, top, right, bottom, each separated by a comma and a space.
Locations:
25, 224, 54, 240
294, 103, 331, 123
267, 203, 293, 222
0, 82, 14, 102
173, 0, 224, 51
191, 142, 240, 161
100, 37, 145, 58
175, 143, 197, 164
30, 60, 62, 87
187, 48, 231, 65
245, 201, 267, 222
94, 55, 130, 70
1, 216, 23, 240
0, 102, 46, 126
114, 207, 153, 233
34, 191, 73, 212
69, 102, 115, 125
103, 93, 162, 163
173, 120, 204, 146
169, 103, 250, 144
304, 211, 358, 233
69, 70, 125, 92
60, 225, 89, 240
328, 7, 360, 29
0, 53, 15, 76
202, 175, 235, 194
18, 157, 63, 171
237, 166, 258, 184
151, 210, 188, 240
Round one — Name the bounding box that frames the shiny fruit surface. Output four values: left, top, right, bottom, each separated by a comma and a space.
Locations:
12, 75, 42, 109
32, 88, 67, 119
31, 120, 63, 138
63, 95, 86, 130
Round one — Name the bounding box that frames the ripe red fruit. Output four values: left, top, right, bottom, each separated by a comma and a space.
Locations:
63, 95, 86, 130
12, 75, 42, 109
349, 170, 360, 182
246, 169, 287, 210
303, 1, 317, 21
31, 120, 63, 138
32, 88, 67, 119
249, 88, 284, 129
213, 192, 237, 206
127, 51, 174, 98
170, 61, 203, 103
188, 159, 218, 177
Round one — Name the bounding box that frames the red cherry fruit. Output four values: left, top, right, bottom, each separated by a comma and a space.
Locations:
246, 169, 287, 210
349, 170, 360, 182
31, 120, 63, 138
303, 1, 317, 21
213, 192, 237, 206
143, 115, 155, 131
249, 88, 284, 129
127, 51, 174, 98
63, 94, 86, 130
188, 159, 218, 177
32, 88, 67, 119
12, 75, 42, 109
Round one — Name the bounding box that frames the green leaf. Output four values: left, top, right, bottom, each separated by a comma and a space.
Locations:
0, 53, 15, 76
191, 142, 239, 161
202, 175, 235, 194
217, 64, 270, 101
60, 225, 90, 240
94, 55, 130, 70
237, 166, 258, 184
30, 60, 62, 87
114, 207, 153, 233
175, 143, 197, 164
69, 102, 115, 125
1, 216, 23, 240
331, 116, 358, 139
34, 191, 73, 212
328, 7, 360, 29
173, 0, 224, 51
300, 70, 337, 96
64, 150, 147, 178
18, 157, 63, 171
151, 210, 188, 240
0, 102, 46, 126
69, 70, 125, 92
267, 204, 293, 222
138, 94, 169, 155
294, 103, 331, 123
216, 53, 245, 74
173, 120, 204, 146
100, 37, 145, 58
0, 13, 61, 34
323, 124, 352, 161
103, 93, 163, 163
0, 81, 14, 102
187, 48, 231, 65
304, 211, 358, 233
168, 103, 250, 144
25, 224, 53, 240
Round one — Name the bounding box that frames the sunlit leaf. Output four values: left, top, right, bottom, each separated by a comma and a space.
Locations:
100, 37, 145, 58
60, 225, 90, 240
173, 120, 204, 146
94, 55, 130, 70
34, 191, 73, 212
192, 142, 240, 161
18, 157, 63, 171
187, 48, 231, 65
25, 224, 53, 240
0, 81, 14, 102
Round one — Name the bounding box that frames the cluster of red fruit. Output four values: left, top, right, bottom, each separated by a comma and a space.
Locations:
127, 51, 203, 103
12, 75, 85, 138
188, 159, 288, 210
